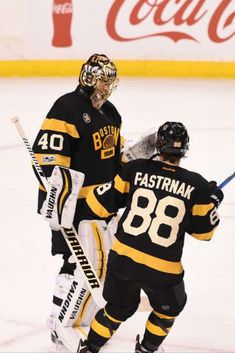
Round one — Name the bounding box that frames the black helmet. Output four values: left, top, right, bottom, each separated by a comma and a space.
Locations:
79, 54, 118, 99
156, 122, 189, 157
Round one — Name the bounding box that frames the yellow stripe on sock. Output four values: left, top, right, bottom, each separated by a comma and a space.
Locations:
91, 319, 112, 338
146, 321, 169, 336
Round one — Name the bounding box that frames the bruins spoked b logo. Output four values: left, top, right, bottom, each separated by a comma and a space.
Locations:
83, 113, 91, 123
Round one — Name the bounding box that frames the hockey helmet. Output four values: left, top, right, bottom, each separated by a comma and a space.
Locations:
156, 122, 189, 157
79, 54, 118, 100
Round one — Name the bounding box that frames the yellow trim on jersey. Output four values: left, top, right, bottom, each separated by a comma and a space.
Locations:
191, 203, 214, 216
91, 319, 112, 338
191, 228, 216, 241
41, 118, 80, 138
120, 136, 125, 149
35, 153, 71, 167
146, 321, 169, 336
78, 184, 100, 199
114, 174, 130, 194
86, 190, 114, 218
39, 182, 111, 203
121, 154, 129, 163
104, 308, 122, 324
153, 311, 176, 320
112, 239, 183, 275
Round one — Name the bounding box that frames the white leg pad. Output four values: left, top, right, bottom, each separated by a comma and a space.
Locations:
54, 319, 87, 352
47, 273, 75, 331
52, 219, 116, 329
72, 219, 115, 327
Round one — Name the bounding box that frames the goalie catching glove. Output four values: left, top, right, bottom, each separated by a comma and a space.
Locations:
41, 166, 85, 230
122, 127, 157, 161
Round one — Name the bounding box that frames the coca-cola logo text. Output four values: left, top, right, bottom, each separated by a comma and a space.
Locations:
53, 3, 73, 15
106, 0, 235, 43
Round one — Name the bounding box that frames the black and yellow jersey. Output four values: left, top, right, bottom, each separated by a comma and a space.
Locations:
33, 86, 122, 214
86, 158, 220, 287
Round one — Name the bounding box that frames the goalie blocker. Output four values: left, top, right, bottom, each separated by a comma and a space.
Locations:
41, 166, 85, 230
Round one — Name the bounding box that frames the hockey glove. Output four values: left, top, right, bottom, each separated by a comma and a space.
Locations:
209, 181, 224, 208
122, 127, 157, 161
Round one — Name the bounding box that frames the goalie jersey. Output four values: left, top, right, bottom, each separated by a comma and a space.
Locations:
33, 86, 122, 218
86, 158, 220, 287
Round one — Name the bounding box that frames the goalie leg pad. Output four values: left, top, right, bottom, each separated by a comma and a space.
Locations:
56, 219, 116, 327
57, 269, 91, 327
72, 219, 115, 327
78, 219, 115, 281
47, 273, 75, 331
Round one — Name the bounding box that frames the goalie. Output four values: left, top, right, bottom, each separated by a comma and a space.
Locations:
32, 53, 157, 350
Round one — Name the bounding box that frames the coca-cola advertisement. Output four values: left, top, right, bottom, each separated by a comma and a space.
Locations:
52, 0, 73, 47
106, 0, 235, 44
10, 0, 235, 60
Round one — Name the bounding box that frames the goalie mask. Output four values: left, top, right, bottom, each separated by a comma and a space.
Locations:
79, 54, 118, 109
156, 122, 189, 157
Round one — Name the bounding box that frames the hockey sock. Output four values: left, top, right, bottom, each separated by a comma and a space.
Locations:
87, 308, 122, 350
142, 310, 175, 348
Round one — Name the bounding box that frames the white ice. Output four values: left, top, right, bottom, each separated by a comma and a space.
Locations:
0, 77, 234, 352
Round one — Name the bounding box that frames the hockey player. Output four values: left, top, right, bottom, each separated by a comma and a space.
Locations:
32, 54, 124, 346
32, 53, 157, 349
78, 122, 224, 353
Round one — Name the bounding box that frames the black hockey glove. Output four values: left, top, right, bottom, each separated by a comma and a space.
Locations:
209, 181, 224, 208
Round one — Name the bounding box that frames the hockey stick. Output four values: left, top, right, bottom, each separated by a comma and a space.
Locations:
11, 117, 105, 308
219, 171, 235, 189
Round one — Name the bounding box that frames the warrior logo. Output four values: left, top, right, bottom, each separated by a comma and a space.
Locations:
63, 229, 100, 289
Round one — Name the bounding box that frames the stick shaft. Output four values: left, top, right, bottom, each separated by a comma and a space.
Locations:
11, 117, 105, 307
219, 171, 235, 189
12, 117, 48, 189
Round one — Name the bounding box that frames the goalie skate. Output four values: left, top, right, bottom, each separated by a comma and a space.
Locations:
77, 339, 92, 353
51, 320, 88, 353
50, 330, 69, 352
